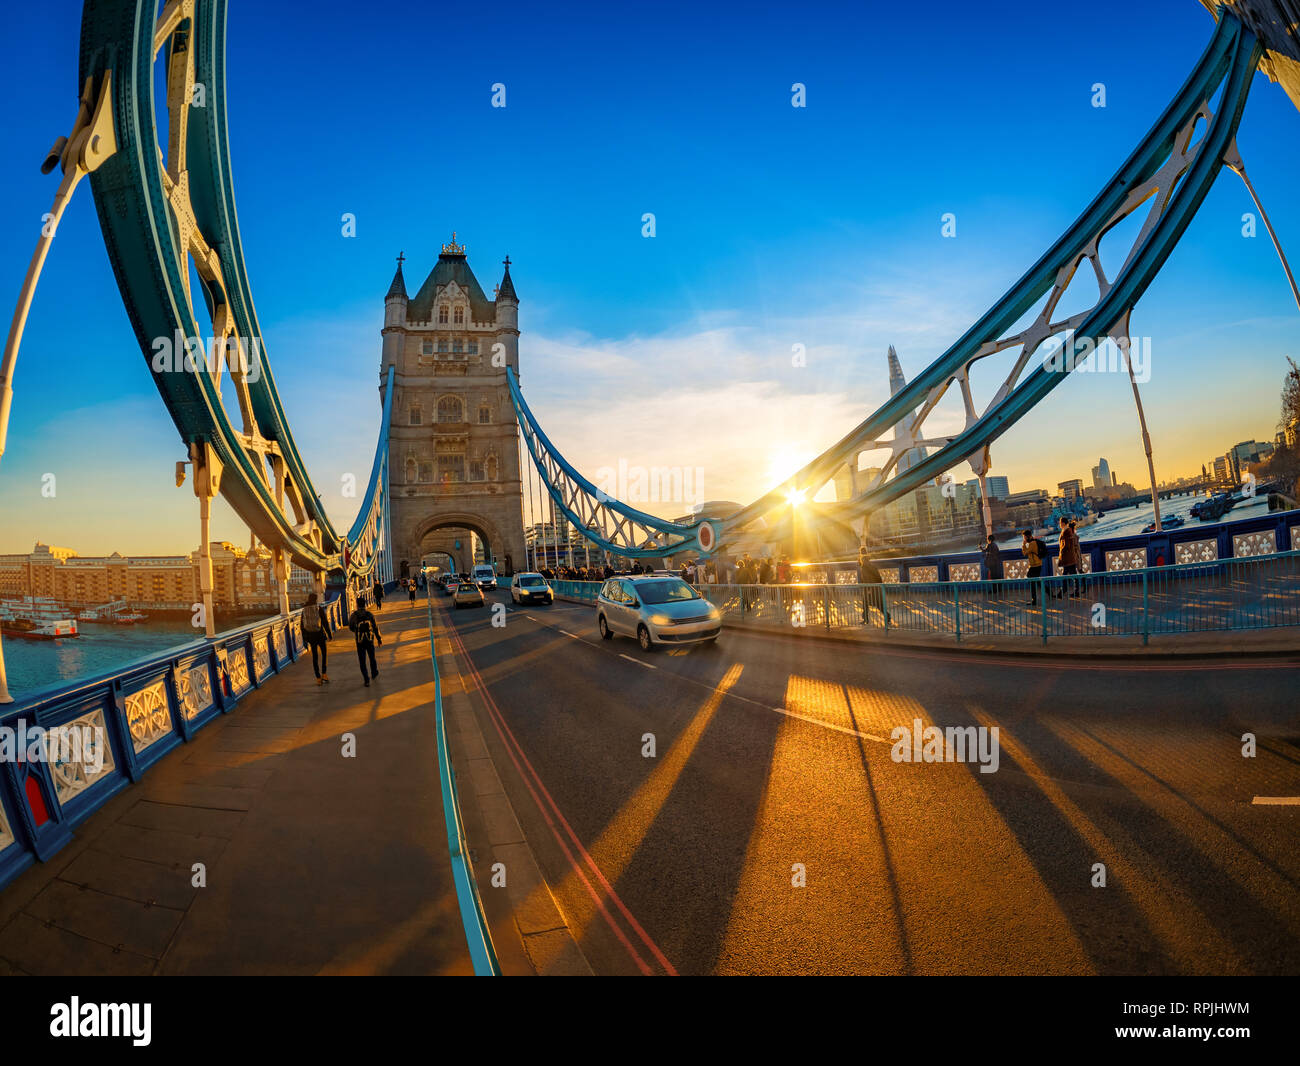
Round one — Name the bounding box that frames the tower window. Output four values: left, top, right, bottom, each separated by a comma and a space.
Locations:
453, 339, 463, 353
437, 396, 464, 423
437, 454, 465, 482
478, 406, 491, 424
421, 341, 433, 355
437, 305, 449, 325
418, 461, 434, 483
409, 407, 422, 425
468, 460, 485, 481
437, 340, 448, 353
453, 306, 465, 325
468, 341, 479, 355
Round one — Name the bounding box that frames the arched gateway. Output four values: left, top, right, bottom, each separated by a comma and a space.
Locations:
382, 236, 526, 577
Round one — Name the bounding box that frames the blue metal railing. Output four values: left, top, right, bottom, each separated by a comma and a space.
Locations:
0, 591, 355, 891
547, 550, 1300, 646
423, 586, 500, 975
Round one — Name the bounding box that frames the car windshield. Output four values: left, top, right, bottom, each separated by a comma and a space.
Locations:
520, 576, 545, 587
636, 579, 700, 604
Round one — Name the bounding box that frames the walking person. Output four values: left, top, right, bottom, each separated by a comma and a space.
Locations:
408, 576, 417, 604
347, 597, 383, 686
301, 592, 330, 685
372, 578, 384, 610
858, 550, 884, 626
981, 533, 1005, 598
1056, 516, 1082, 597
1021, 529, 1047, 605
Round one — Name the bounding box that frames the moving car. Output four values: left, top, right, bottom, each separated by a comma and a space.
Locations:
472, 563, 498, 590
595, 575, 721, 651
510, 572, 553, 605
453, 581, 485, 609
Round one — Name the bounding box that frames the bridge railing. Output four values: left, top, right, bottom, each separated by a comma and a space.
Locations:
549, 549, 1300, 646
0, 591, 355, 892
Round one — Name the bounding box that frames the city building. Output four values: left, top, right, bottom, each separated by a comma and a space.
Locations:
383, 236, 526, 577
1058, 479, 1084, 499
1090, 458, 1112, 492
965, 476, 1010, 499
0, 542, 312, 610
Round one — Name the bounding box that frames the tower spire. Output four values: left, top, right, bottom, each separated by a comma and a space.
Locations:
386, 253, 408, 300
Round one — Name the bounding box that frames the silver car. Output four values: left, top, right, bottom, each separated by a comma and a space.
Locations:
596, 576, 721, 651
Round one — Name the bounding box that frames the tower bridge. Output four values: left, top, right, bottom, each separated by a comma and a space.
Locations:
0, 0, 1296, 982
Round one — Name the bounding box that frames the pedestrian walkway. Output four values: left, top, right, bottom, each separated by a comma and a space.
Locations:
0, 600, 509, 975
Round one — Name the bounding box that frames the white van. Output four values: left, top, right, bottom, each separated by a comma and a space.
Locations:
472, 564, 497, 590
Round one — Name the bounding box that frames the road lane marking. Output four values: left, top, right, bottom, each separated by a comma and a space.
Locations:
619, 654, 656, 670
1252, 796, 1300, 805
440, 620, 677, 976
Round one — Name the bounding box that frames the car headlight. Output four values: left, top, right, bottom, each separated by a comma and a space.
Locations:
648, 613, 671, 626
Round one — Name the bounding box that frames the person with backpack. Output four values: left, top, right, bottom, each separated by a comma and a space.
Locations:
1021, 529, 1047, 605
408, 577, 417, 604
347, 599, 384, 686
372, 579, 384, 610
301, 592, 330, 685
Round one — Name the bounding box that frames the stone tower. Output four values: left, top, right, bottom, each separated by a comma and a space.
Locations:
381, 235, 525, 576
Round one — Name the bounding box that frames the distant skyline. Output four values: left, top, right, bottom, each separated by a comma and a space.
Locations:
1, 1, 1297, 555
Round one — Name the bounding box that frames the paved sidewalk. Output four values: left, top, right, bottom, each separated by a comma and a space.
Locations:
0, 600, 529, 975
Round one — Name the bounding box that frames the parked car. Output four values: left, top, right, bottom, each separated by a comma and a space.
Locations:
595, 575, 721, 651
510, 572, 554, 605
453, 581, 485, 609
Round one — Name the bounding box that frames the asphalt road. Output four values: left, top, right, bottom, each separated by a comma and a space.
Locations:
434, 586, 1300, 976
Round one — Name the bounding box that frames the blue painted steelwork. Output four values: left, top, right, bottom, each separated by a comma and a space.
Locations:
547, 549, 1300, 642
508, 14, 1269, 560
509, 368, 712, 557
0, 592, 349, 891
75, 0, 391, 584
422, 587, 500, 975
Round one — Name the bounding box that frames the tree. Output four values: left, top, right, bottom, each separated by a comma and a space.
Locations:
1282, 356, 1300, 440
1262, 358, 1300, 497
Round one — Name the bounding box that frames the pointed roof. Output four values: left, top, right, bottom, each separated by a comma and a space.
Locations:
497, 257, 517, 302
408, 250, 495, 323
386, 254, 408, 301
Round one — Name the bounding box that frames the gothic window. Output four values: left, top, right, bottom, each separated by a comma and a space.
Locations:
478, 406, 491, 424
409, 406, 422, 426
418, 461, 434, 483
437, 454, 465, 482
421, 340, 433, 355
453, 339, 463, 353
468, 460, 485, 482
468, 340, 479, 355
437, 340, 448, 353
437, 305, 449, 325
437, 396, 463, 423
405, 457, 416, 484
453, 306, 464, 325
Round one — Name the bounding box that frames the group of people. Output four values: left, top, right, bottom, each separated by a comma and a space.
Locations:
979, 516, 1084, 605
298, 586, 385, 688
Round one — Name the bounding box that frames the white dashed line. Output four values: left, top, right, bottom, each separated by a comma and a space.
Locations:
1252, 796, 1300, 805
619, 654, 656, 669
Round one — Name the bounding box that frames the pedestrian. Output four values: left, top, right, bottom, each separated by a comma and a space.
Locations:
372, 578, 384, 610
347, 597, 383, 686
981, 533, 1004, 596
1021, 528, 1046, 605
858, 552, 883, 625
1056, 516, 1082, 597
408, 577, 417, 604
301, 591, 330, 685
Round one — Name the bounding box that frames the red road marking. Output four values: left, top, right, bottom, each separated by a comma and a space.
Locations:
438, 605, 679, 976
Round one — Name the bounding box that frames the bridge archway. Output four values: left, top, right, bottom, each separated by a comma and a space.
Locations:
414, 512, 511, 575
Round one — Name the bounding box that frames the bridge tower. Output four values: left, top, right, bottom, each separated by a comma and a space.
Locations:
381, 235, 526, 577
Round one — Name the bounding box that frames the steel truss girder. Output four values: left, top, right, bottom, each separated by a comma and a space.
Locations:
715, 12, 1261, 540
78, 0, 390, 578
509, 369, 710, 558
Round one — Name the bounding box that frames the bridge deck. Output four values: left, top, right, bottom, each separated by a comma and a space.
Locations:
0, 601, 513, 976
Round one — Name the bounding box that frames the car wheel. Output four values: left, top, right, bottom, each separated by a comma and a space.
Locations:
598, 615, 612, 640
637, 625, 653, 652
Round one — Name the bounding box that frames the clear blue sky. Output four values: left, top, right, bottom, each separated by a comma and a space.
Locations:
1, 0, 1297, 554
